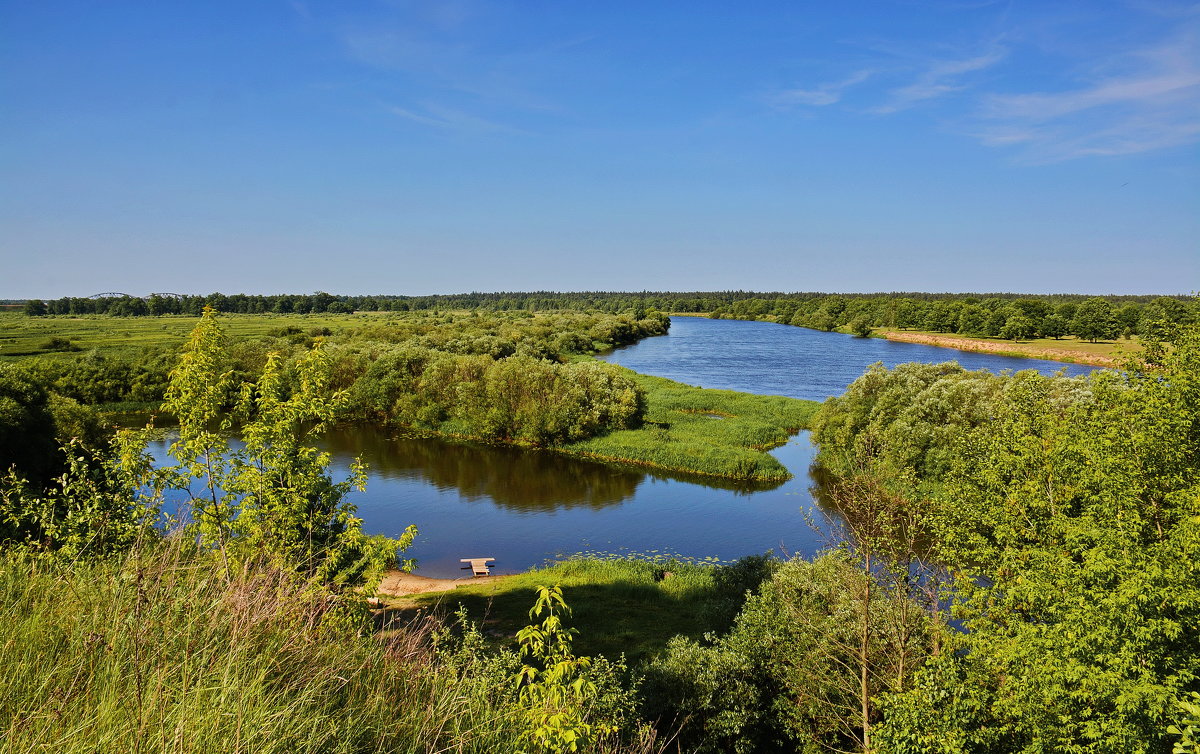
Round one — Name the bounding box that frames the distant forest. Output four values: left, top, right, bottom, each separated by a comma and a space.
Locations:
20, 290, 1198, 343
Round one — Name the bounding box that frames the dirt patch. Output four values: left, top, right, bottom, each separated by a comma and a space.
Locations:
377, 571, 473, 596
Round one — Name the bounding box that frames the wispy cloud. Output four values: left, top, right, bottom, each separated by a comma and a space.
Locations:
770, 70, 873, 107
974, 32, 1200, 160
387, 103, 520, 134
871, 48, 1007, 113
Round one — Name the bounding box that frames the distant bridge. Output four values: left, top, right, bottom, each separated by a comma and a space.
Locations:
87, 292, 134, 299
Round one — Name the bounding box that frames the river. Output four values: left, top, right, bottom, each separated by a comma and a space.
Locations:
596, 315, 1095, 401
146, 317, 1096, 578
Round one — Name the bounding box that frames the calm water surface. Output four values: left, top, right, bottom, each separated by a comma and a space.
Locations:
598, 316, 1095, 402
150, 318, 1095, 578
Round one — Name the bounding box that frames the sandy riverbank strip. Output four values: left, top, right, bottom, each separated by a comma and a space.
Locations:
378, 571, 471, 596
377, 570, 516, 597
880, 330, 1121, 368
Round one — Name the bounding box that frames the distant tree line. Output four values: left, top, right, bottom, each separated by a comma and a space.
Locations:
703, 293, 1197, 343
20, 289, 1196, 343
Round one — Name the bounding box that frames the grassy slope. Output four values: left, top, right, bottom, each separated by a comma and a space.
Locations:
394, 557, 724, 666
0, 548, 537, 754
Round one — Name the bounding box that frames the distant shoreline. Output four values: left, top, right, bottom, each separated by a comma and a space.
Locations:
877, 329, 1120, 367
670, 313, 1125, 368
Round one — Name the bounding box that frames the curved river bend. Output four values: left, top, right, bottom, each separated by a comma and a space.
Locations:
149, 318, 1095, 578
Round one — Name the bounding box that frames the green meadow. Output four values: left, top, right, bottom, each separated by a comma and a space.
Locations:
1, 311, 818, 483
563, 369, 818, 483
0, 311, 375, 361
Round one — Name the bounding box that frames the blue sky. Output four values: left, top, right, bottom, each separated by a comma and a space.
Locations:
2, 0, 1197, 297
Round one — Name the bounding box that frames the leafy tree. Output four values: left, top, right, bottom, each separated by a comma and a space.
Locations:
1041, 312, 1069, 339
22, 299, 46, 316
0, 366, 61, 485
645, 553, 933, 753
956, 305, 988, 337
983, 306, 1009, 337
513, 586, 613, 753
155, 308, 415, 586
0, 435, 160, 558
0, 366, 105, 486
810, 361, 1014, 484
1000, 313, 1036, 341
1169, 692, 1200, 754
881, 328, 1200, 751
1072, 296, 1118, 342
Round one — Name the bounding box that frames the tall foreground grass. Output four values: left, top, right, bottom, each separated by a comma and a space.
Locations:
0, 545, 657, 754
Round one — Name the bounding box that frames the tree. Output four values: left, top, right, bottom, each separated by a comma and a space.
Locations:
983, 306, 1009, 337
1041, 313, 1068, 339
1072, 296, 1117, 342
850, 317, 874, 338
956, 305, 988, 337
0, 366, 105, 486
22, 299, 46, 316
1000, 313, 1035, 341
881, 328, 1200, 751
513, 586, 612, 753
155, 308, 415, 586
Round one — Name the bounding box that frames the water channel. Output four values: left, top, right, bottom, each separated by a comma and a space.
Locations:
147, 317, 1097, 578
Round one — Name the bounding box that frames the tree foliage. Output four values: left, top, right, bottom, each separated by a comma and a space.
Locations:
815, 327, 1200, 752
152, 308, 415, 586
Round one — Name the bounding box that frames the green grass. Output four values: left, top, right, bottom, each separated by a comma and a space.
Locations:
0, 547, 535, 754
561, 369, 820, 483
396, 556, 729, 666
0, 311, 382, 361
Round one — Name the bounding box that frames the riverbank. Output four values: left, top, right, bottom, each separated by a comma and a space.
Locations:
876, 328, 1132, 367
377, 556, 735, 665
675, 311, 1132, 368
351, 367, 819, 485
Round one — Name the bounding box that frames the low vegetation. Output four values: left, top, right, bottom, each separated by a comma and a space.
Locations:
0, 546, 657, 754
1, 308, 815, 482
563, 372, 817, 482
396, 554, 776, 666
2, 299, 1197, 753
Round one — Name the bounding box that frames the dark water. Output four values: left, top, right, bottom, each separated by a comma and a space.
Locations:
146, 317, 1096, 578
146, 429, 826, 579
598, 316, 1095, 402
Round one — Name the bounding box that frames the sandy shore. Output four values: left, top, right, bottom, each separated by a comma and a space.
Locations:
881, 330, 1121, 368
377, 571, 472, 596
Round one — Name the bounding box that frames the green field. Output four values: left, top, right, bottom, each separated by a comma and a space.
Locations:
0, 311, 377, 361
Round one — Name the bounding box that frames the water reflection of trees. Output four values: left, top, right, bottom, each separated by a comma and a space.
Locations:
320, 428, 791, 512
319, 428, 645, 512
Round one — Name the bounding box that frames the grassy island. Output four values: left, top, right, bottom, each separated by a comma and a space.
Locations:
561, 369, 817, 482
